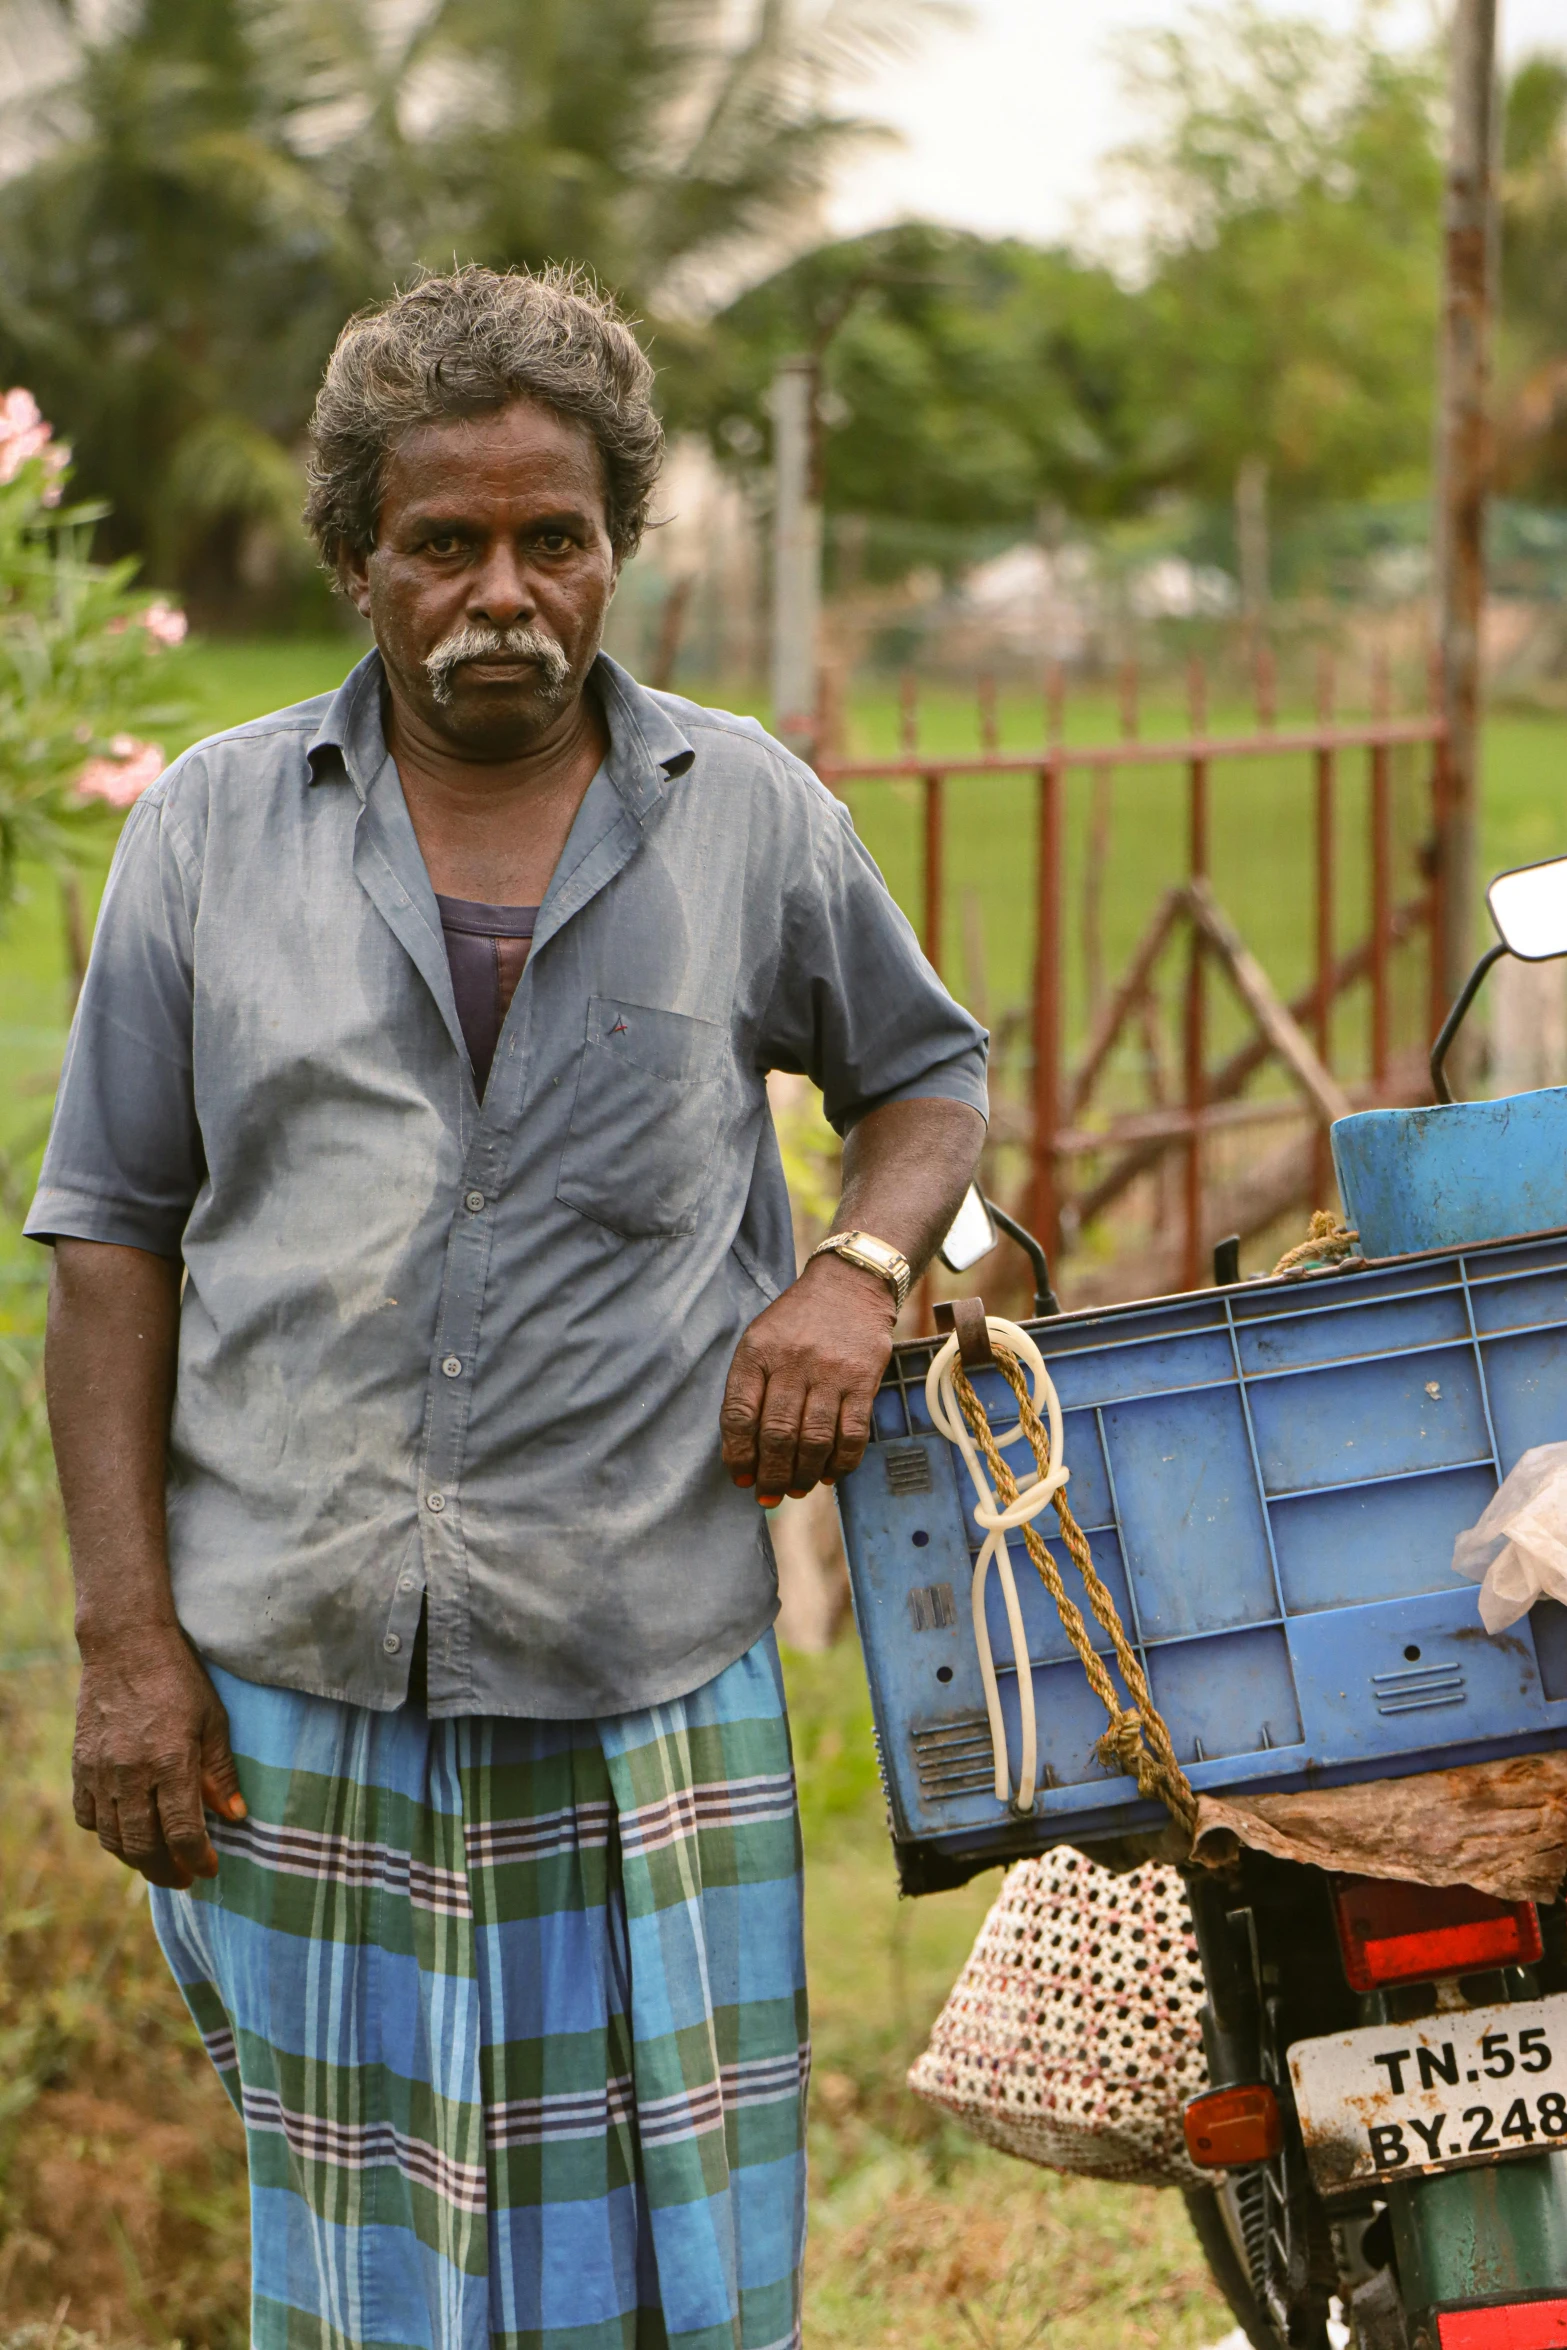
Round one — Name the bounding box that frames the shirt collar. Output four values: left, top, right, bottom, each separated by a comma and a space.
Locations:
306, 645, 695, 817
306, 647, 386, 796
591, 652, 695, 817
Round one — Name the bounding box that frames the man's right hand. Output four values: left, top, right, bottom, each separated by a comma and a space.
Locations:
48, 1241, 244, 1890
72, 1627, 246, 1889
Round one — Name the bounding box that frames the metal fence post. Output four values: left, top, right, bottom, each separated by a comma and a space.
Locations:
815, 694, 1445, 1298
1182, 749, 1210, 1291
923, 773, 944, 973
1031, 759, 1063, 1261
1371, 739, 1393, 1092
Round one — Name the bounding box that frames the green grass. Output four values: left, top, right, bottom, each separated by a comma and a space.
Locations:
0, 1563, 1231, 2349
782, 1639, 1230, 2350
7, 638, 1559, 1276
0, 1543, 1230, 2350
4, 634, 1560, 1279
0, 1552, 252, 2346
1, 635, 1563, 2343
161, 644, 1567, 1064
826, 686, 1567, 1096
175, 629, 371, 745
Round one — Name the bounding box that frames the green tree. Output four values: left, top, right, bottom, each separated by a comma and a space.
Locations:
687, 222, 1171, 564
0, 0, 354, 614
1116, 5, 1444, 520
0, 0, 932, 613
688, 11, 1452, 576
274, 0, 934, 301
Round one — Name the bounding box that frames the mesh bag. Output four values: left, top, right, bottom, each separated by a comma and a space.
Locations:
907, 1846, 1211, 2187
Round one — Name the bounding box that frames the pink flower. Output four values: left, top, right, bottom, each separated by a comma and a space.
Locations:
107, 599, 189, 646
39, 442, 68, 506
0, 388, 51, 479
139, 599, 187, 647
0, 388, 68, 499
75, 735, 165, 807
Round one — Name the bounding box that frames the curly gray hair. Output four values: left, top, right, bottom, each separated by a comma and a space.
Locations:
304, 264, 664, 570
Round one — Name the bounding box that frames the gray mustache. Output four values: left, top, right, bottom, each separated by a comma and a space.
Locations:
423, 624, 571, 704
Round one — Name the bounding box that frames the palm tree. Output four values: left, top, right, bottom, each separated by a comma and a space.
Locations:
0, 0, 358, 610
0, 0, 938, 611
257, 0, 932, 295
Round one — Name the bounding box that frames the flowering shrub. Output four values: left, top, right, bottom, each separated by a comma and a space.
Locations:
0, 390, 188, 905
75, 733, 169, 806
0, 388, 68, 500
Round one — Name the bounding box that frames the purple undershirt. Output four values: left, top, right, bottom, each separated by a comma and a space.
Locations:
435, 894, 539, 1095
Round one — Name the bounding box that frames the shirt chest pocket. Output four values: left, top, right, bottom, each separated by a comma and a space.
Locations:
555, 997, 726, 1238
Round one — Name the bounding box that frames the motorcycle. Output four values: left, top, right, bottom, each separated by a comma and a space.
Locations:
834, 853, 1567, 2350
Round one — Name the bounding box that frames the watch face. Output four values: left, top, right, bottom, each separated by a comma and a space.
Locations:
817, 1233, 907, 1304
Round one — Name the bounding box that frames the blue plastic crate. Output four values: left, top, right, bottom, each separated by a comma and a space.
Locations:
835, 1228, 1567, 1892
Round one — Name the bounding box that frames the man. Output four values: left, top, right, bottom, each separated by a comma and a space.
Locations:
31, 265, 986, 2350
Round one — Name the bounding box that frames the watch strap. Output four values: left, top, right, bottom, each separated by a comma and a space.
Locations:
807, 1229, 913, 1311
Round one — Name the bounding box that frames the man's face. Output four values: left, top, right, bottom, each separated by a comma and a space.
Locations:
345, 398, 618, 758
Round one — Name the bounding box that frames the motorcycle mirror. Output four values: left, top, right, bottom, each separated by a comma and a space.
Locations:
1487, 856, 1567, 962
937, 1183, 999, 1274
1429, 854, 1567, 1102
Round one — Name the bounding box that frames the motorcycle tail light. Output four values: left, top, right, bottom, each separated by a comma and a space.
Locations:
1438, 2298, 1567, 2349
1182, 2082, 1282, 2169
1332, 1874, 1543, 1993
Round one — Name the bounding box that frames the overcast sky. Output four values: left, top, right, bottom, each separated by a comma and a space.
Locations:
826, 0, 1567, 247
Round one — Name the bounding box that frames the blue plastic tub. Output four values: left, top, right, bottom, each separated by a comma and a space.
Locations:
835, 1227, 1567, 1893
1333, 1089, 1567, 1258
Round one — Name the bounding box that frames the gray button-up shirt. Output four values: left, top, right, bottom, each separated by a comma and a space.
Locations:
28, 650, 988, 1717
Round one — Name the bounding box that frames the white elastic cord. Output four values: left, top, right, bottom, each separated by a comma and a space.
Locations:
925, 1317, 1070, 1815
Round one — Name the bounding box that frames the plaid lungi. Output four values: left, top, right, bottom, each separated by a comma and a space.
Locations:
150, 1631, 808, 2350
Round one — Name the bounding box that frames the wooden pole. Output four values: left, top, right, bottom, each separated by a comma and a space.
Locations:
769, 357, 822, 761
1313, 649, 1336, 1207
898, 670, 918, 753
1435, 0, 1497, 1029
1236, 455, 1270, 639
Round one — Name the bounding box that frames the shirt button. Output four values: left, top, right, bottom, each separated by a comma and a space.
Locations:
426, 1492, 446, 1514
383, 1633, 402, 1655
399, 1573, 417, 1593
441, 1356, 462, 1378
464, 1190, 486, 1213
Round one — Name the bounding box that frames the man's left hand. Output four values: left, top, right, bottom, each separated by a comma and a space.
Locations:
719, 1255, 895, 1505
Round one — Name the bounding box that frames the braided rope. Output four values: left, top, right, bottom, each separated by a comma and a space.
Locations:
947, 1343, 1198, 1838
1271, 1207, 1359, 1276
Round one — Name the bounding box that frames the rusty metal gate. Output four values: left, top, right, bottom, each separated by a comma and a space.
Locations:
815, 659, 1450, 1301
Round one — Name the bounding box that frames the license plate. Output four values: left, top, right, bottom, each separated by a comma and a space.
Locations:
1289, 1995, 1567, 2194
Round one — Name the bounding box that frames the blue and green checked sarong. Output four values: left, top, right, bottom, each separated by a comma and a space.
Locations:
150, 1631, 808, 2350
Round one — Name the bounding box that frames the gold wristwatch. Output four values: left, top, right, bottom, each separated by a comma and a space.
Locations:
807, 1228, 913, 1312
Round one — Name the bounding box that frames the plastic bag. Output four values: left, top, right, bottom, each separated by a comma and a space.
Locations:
1452, 1443, 1567, 1633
